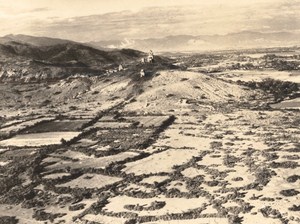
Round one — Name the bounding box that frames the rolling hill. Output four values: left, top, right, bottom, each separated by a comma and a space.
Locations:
0, 34, 77, 47
0, 35, 149, 82
0, 40, 145, 66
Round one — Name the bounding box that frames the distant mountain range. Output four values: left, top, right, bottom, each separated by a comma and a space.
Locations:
88, 31, 300, 52
2, 31, 299, 56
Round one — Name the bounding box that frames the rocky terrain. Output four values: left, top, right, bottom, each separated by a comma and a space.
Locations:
0, 41, 299, 224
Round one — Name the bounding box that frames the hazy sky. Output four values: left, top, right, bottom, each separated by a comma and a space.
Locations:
0, 0, 299, 42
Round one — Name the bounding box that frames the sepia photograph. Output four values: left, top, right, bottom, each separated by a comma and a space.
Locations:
0, 0, 299, 223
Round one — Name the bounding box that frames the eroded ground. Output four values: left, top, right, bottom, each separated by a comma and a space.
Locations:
0, 70, 299, 224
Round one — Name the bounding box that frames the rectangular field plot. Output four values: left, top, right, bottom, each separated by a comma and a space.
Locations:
25, 119, 90, 132
56, 173, 122, 189
124, 116, 171, 128
0, 117, 55, 135
45, 151, 139, 171
92, 121, 132, 129
123, 149, 199, 175
92, 128, 155, 150
0, 132, 80, 147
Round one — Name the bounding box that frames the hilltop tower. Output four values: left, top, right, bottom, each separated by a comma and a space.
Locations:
147, 50, 154, 63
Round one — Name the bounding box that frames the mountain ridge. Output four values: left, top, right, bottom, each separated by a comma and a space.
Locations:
87, 31, 300, 52
0, 34, 77, 47
0, 41, 146, 67
0, 34, 175, 82
0, 35, 149, 82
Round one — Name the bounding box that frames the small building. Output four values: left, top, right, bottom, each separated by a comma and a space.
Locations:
147, 50, 154, 63
140, 69, 145, 77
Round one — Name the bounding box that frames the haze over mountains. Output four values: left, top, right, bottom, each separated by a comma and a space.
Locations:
89, 31, 300, 52
2, 31, 300, 55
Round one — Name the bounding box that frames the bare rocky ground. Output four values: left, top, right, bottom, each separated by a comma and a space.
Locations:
0, 69, 299, 224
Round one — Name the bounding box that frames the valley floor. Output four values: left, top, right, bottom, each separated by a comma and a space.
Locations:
0, 70, 299, 224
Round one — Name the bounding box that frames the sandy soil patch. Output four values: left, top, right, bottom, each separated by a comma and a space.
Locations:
201, 205, 219, 215
181, 167, 207, 178
0, 160, 11, 166
81, 214, 127, 224
98, 80, 130, 94
174, 117, 200, 125
250, 169, 300, 220
224, 166, 256, 188
242, 212, 282, 224
166, 181, 189, 193
197, 154, 225, 167
140, 175, 170, 185
154, 128, 211, 150
46, 198, 97, 223
145, 218, 229, 224
123, 183, 154, 194
42, 172, 71, 180
56, 173, 122, 189
123, 149, 199, 175
0, 204, 43, 224
104, 195, 209, 216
